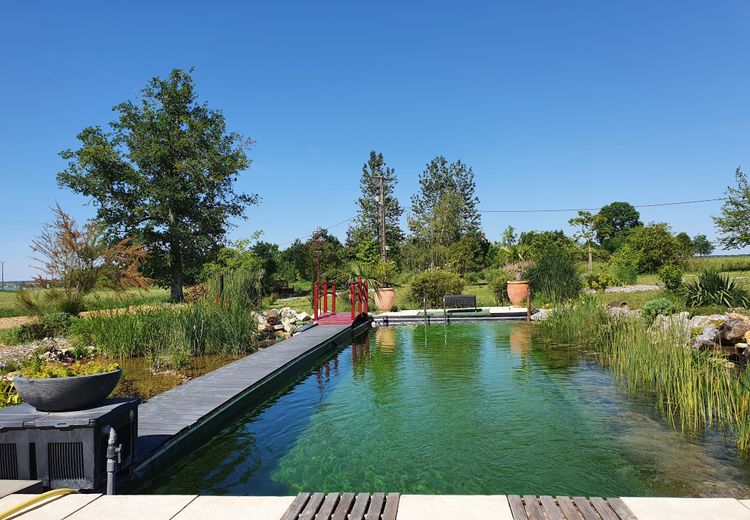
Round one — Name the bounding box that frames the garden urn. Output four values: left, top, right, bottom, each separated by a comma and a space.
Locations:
374, 287, 396, 312
507, 280, 530, 307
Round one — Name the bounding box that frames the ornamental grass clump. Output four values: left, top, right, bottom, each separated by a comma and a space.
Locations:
683, 270, 749, 308
536, 298, 750, 455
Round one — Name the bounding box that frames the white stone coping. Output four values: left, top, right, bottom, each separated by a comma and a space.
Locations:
2, 494, 750, 519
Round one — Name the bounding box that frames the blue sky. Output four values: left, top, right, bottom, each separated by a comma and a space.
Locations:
1, 1, 749, 280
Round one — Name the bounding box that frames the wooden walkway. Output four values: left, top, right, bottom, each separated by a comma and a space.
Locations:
508, 495, 637, 520
132, 323, 363, 482
281, 492, 400, 520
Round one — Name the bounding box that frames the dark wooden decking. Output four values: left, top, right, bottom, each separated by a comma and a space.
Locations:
281, 492, 400, 520
508, 495, 637, 520
131, 323, 365, 481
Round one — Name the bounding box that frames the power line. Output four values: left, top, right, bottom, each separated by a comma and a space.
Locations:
478, 197, 727, 214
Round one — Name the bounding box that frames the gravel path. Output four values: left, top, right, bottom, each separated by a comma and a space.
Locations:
604, 284, 661, 293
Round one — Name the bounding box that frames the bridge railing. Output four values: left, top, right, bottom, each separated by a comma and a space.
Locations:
350, 277, 368, 321
313, 278, 336, 321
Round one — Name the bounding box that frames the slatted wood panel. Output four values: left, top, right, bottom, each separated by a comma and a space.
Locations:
508, 496, 638, 520
282, 492, 400, 520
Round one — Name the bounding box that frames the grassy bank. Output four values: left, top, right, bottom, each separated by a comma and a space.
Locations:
0, 287, 170, 318
535, 298, 750, 454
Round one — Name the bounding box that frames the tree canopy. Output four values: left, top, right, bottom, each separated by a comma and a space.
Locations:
410, 156, 481, 237
714, 168, 750, 249
593, 201, 642, 250
57, 69, 257, 300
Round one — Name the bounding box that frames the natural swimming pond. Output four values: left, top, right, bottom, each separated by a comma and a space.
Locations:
148, 322, 750, 497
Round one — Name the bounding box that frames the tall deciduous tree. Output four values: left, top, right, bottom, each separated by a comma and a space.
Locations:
593, 201, 642, 251
410, 156, 481, 237
569, 210, 596, 273
57, 69, 257, 300
691, 234, 714, 256
350, 151, 404, 259
714, 168, 750, 249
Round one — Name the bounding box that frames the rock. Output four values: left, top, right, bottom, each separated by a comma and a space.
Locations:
296, 312, 311, 322
718, 315, 750, 345
608, 306, 640, 319
691, 325, 720, 350
265, 309, 279, 325
279, 307, 298, 320
281, 317, 296, 333
606, 301, 628, 308
530, 309, 552, 321
272, 324, 285, 331
687, 314, 726, 331
653, 312, 689, 332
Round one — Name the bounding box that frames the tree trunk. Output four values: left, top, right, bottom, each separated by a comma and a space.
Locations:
588, 243, 593, 274
170, 241, 184, 301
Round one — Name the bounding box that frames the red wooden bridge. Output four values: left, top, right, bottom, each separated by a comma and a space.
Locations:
313, 278, 370, 326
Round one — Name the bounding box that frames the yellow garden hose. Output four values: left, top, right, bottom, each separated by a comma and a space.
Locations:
0, 488, 78, 520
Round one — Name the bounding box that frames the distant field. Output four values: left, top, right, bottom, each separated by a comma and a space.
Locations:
0, 287, 170, 318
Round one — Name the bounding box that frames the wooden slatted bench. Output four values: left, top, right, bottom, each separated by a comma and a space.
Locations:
508, 495, 638, 520
281, 492, 400, 520
443, 294, 478, 313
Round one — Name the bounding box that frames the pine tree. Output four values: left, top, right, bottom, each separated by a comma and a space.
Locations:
350, 151, 404, 258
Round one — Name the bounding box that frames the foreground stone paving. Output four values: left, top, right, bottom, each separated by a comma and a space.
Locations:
1, 494, 750, 519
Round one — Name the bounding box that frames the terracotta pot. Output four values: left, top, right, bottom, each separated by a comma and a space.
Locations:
374, 287, 396, 312
507, 280, 530, 307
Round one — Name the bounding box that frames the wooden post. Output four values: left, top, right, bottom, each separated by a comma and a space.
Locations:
364, 280, 369, 314
313, 282, 319, 321
323, 278, 328, 314
332, 281, 336, 313
350, 282, 355, 321
526, 287, 532, 322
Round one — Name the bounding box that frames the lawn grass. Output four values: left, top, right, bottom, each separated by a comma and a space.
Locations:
0, 287, 170, 317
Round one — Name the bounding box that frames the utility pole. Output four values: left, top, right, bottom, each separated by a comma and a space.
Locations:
376, 176, 386, 261
0, 261, 4, 291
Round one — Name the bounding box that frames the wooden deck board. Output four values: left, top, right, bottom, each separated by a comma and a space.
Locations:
509, 496, 639, 520
280, 493, 399, 520
540, 495, 565, 520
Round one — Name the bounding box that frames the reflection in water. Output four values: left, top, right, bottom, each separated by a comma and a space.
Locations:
375, 326, 396, 353
148, 322, 750, 497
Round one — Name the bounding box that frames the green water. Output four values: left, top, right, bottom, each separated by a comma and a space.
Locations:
148, 322, 750, 497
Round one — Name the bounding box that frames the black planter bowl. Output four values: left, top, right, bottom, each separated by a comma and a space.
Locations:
13, 369, 122, 412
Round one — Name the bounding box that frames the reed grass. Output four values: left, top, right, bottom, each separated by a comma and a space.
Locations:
70, 269, 261, 369
536, 300, 750, 455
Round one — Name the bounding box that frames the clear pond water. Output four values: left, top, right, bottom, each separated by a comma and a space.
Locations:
148, 322, 750, 497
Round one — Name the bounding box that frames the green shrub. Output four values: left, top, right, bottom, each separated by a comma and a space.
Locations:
683, 270, 749, 308
658, 264, 684, 292
583, 272, 611, 292
526, 244, 582, 303
16, 312, 72, 342
641, 298, 679, 325
607, 246, 639, 285
489, 271, 514, 305
409, 270, 464, 308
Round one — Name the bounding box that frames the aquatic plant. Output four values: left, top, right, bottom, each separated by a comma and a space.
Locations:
536, 300, 750, 455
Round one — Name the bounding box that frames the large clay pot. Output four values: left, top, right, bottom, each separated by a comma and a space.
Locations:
374, 287, 396, 312
14, 369, 122, 412
507, 280, 530, 307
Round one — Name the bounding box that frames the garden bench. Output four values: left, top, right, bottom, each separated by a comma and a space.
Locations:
443, 294, 478, 313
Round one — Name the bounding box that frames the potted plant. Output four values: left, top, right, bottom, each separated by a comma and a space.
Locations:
14, 359, 122, 412
371, 259, 398, 312
506, 262, 531, 308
